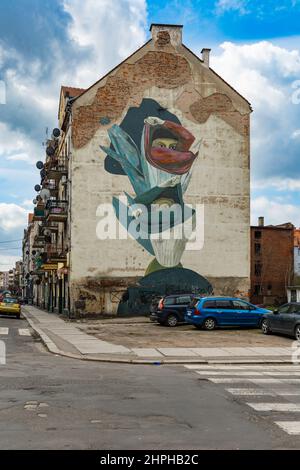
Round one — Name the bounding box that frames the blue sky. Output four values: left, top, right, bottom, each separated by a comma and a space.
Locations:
0, 0, 300, 269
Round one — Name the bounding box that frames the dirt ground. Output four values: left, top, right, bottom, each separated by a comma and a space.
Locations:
74, 318, 294, 349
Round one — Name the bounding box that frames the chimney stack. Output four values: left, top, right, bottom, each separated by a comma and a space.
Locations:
150, 23, 183, 47
258, 216, 264, 227
201, 48, 211, 67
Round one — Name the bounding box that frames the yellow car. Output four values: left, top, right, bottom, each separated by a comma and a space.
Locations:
0, 297, 21, 319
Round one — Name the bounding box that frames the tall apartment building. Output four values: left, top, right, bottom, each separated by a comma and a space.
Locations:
24, 23, 252, 316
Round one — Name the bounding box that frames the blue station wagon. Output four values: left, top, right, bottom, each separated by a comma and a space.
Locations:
185, 297, 271, 330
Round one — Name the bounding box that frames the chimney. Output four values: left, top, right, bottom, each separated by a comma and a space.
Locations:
201, 48, 211, 67
258, 216, 264, 227
150, 23, 183, 47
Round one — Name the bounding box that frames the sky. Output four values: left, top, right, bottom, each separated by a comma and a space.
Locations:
0, 0, 300, 270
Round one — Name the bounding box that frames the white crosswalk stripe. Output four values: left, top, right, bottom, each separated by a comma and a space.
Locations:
184, 363, 300, 435
275, 422, 300, 435
0, 327, 32, 337
18, 329, 31, 336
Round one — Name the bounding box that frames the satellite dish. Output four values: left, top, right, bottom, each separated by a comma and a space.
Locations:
46, 146, 55, 157
36, 161, 44, 170
40, 188, 50, 202
32, 250, 36, 255
40, 169, 46, 179
33, 199, 37, 205
26, 251, 29, 255
52, 128, 61, 138
34, 184, 41, 192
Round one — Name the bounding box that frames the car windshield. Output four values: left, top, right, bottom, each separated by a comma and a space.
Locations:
3, 298, 18, 304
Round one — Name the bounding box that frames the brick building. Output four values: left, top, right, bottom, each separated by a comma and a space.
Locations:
25, 23, 252, 316
250, 217, 294, 305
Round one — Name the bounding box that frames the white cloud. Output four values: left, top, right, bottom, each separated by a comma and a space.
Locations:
0, 203, 29, 232
0, 122, 41, 165
62, 0, 147, 87
251, 196, 300, 226
252, 177, 300, 191
0, 0, 148, 205
211, 40, 300, 181
215, 0, 249, 15
291, 129, 300, 138
0, 254, 21, 272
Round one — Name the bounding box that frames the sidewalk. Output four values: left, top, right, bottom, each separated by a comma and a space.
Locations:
23, 306, 297, 364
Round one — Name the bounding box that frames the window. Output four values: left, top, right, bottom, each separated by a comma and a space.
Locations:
164, 297, 175, 306
291, 290, 297, 302
267, 284, 272, 294
215, 300, 233, 309
254, 263, 262, 276
232, 300, 250, 310
278, 304, 291, 314
254, 285, 262, 296
290, 304, 300, 313
254, 231, 262, 239
176, 296, 192, 305
203, 300, 216, 309
255, 243, 261, 255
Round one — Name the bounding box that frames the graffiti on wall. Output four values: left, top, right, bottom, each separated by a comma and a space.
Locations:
101, 99, 213, 313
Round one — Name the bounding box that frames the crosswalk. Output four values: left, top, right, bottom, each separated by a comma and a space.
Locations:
184, 363, 300, 436
0, 328, 31, 337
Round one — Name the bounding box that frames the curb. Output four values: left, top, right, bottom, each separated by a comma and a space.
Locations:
22, 311, 295, 366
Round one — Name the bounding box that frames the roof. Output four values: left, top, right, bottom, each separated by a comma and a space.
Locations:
150, 23, 183, 31
58, 86, 86, 124
251, 223, 294, 230
61, 86, 85, 99
71, 26, 251, 109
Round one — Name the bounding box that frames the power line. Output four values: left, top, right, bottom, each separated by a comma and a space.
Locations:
0, 239, 23, 244
0, 247, 22, 251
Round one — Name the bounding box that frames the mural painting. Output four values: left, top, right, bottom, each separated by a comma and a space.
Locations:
101, 99, 213, 314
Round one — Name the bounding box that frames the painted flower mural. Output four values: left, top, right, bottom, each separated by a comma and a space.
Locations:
101, 99, 213, 313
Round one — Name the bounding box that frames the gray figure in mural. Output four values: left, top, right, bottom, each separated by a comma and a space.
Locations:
101, 99, 201, 275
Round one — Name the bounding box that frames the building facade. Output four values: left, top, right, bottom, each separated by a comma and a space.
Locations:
250, 218, 294, 305
24, 23, 252, 316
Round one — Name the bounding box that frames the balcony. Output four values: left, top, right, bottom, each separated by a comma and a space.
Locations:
43, 181, 59, 195
32, 207, 45, 222
46, 201, 68, 222
46, 163, 68, 181
32, 233, 46, 249
46, 245, 67, 263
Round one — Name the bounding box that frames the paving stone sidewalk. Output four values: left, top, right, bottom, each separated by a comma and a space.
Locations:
22, 306, 297, 364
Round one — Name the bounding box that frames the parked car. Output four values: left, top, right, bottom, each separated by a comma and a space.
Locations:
185, 297, 271, 330
261, 303, 300, 340
0, 290, 11, 302
150, 294, 196, 327
0, 297, 21, 319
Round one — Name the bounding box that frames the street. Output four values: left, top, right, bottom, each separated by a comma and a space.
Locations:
0, 315, 299, 450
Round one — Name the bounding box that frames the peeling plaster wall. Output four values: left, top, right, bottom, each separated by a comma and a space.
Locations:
69, 30, 251, 316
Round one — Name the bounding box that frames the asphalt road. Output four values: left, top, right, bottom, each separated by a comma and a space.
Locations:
0, 314, 299, 450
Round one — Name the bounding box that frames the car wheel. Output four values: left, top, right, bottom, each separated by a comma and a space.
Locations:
203, 317, 217, 331
261, 319, 271, 335
295, 325, 300, 341
165, 314, 178, 327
